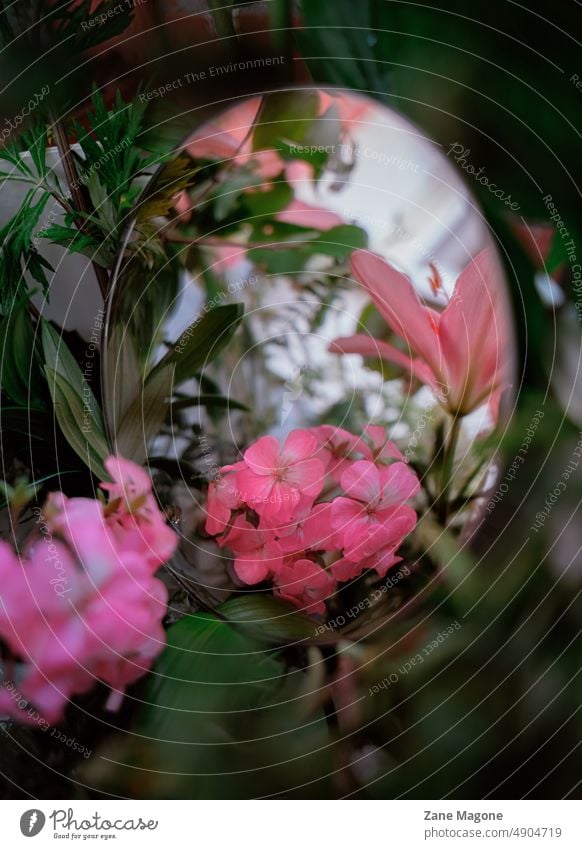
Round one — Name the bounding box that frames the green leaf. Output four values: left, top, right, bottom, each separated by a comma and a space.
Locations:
0, 189, 53, 309
42, 322, 109, 477
219, 595, 319, 643
136, 153, 197, 222
44, 367, 109, 481
248, 224, 368, 274
89, 613, 332, 798
252, 91, 320, 151
295, 1, 392, 98
150, 303, 244, 386
41, 321, 104, 430
207, 0, 237, 40
171, 394, 250, 413
17, 123, 49, 180
242, 179, 293, 218
46, 1, 138, 54
114, 364, 175, 464
0, 301, 46, 408
0, 407, 50, 440
278, 139, 329, 175
42, 223, 101, 258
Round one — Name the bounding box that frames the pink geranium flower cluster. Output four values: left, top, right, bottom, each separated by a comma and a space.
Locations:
0, 457, 178, 724
205, 426, 419, 614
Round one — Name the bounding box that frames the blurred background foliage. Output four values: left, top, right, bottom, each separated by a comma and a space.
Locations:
0, 0, 581, 799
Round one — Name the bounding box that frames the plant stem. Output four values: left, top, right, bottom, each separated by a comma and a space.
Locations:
268, 0, 293, 65
436, 414, 461, 523
208, 0, 237, 41
49, 114, 109, 299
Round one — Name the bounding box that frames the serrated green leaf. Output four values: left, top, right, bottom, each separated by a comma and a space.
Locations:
0, 189, 53, 309
43, 223, 100, 257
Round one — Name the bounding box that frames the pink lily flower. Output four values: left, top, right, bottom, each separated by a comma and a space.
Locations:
237, 430, 325, 521
331, 249, 509, 416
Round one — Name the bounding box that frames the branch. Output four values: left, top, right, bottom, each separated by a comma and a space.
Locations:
49, 114, 109, 299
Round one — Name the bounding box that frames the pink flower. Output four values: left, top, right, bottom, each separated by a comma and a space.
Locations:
267, 500, 337, 554
222, 516, 283, 584
363, 425, 404, 463
275, 199, 344, 230
311, 424, 372, 483
331, 249, 510, 416
0, 457, 178, 724
331, 547, 402, 582
237, 430, 325, 521
331, 460, 419, 560
101, 456, 177, 570
205, 472, 242, 536
206, 426, 419, 614
274, 558, 336, 615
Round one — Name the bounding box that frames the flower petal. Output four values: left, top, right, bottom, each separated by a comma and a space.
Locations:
378, 462, 420, 507
282, 429, 318, 464
351, 250, 444, 378
243, 435, 281, 475
285, 457, 325, 498
439, 250, 508, 413
329, 334, 439, 391
340, 460, 381, 504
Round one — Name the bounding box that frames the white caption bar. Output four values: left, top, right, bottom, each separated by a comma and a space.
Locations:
2, 800, 581, 848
